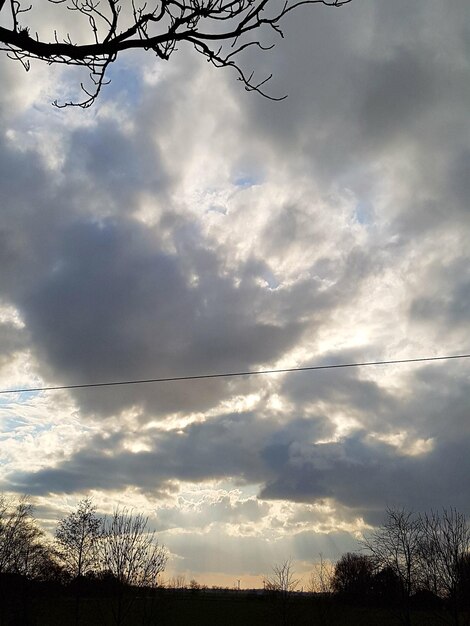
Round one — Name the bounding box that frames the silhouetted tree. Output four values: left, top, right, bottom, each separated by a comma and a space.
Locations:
167, 573, 187, 589
97, 508, 168, 626
308, 554, 335, 626
363, 508, 421, 625
371, 565, 403, 604
56, 498, 101, 579
264, 559, 299, 626
264, 558, 299, 595
332, 553, 374, 602
55, 498, 102, 625
0, 495, 58, 625
0, 495, 49, 577
308, 554, 334, 594
456, 553, 470, 610
419, 508, 470, 626
0, 0, 351, 107
33, 546, 69, 583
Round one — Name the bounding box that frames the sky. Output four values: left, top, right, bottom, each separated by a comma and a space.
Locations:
0, 0, 470, 588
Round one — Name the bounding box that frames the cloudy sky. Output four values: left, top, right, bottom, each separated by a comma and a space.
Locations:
0, 0, 469, 587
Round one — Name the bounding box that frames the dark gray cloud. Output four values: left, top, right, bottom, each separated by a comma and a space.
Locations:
0, 110, 376, 419
64, 120, 170, 211
409, 255, 470, 338
260, 363, 470, 518
18, 214, 309, 416
8, 410, 331, 495
0, 322, 27, 369
260, 432, 470, 519
10, 363, 470, 524
0, 114, 170, 298
356, 47, 437, 149
281, 348, 396, 419
0, 111, 321, 417
236, 0, 470, 238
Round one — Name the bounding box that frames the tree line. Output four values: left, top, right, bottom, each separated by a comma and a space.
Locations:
264, 507, 470, 626
333, 507, 470, 626
0, 495, 167, 625
1, 496, 470, 625
0, 496, 167, 582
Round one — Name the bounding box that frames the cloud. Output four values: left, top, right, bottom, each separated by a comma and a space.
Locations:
10, 361, 470, 527
260, 431, 470, 519
8, 409, 330, 494
260, 363, 470, 518
1, 0, 470, 579
0, 321, 27, 369
154, 493, 271, 533
18, 214, 309, 417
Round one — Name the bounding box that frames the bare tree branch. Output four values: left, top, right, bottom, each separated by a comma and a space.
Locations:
0, 0, 352, 106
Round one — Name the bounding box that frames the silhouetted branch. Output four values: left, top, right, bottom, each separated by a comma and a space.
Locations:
0, 0, 352, 106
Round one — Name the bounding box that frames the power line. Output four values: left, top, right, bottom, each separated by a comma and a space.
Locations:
1, 353, 470, 396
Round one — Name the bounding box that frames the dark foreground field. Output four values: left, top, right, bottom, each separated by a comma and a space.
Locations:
1, 587, 467, 626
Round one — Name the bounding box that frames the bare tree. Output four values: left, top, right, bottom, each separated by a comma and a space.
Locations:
55, 498, 102, 626
363, 508, 422, 626
361, 507, 470, 625
167, 573, 187, 589
265, 558, 299, 594
0, 495, 30, 574
308, 554, 335, 626
55, 497, 101, 579
0, 0, 351, 107
97, 508, 168, 626
264, 559, 299, 626
0, 495, 60, 625
308, 554, 334, 594
419, 508, 470, 626
0, 494, 48, 577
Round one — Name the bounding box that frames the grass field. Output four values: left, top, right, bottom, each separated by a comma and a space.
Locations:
1, 589, 466, 626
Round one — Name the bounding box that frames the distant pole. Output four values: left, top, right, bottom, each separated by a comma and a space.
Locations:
237, 579, 240, 590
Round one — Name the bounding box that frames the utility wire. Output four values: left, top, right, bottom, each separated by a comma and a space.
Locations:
1, 353, 470, 395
